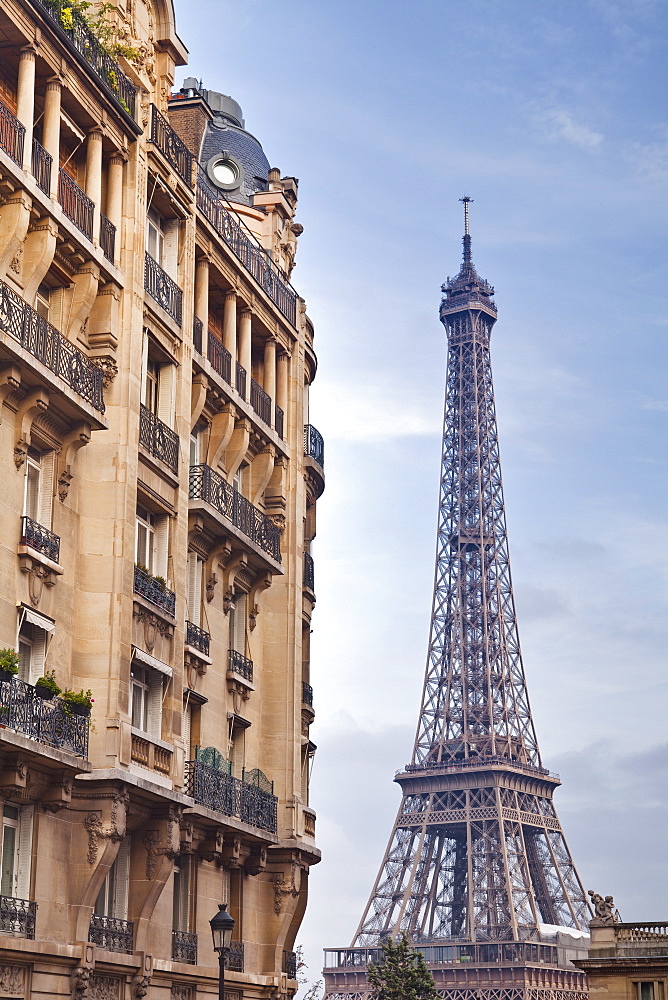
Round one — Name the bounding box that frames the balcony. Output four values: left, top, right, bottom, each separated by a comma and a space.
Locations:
0, 279, 105, 413
172, 929, 197, 964
31, 0, 137, 118
284, 950, 298, 979
88, 914, 134, 953
133, 565, 176, 617
150, 105, 193, 184
303, 552, 314, 591
193, 316, 203, 353
189, 464, 281, 564
0, 99, 25, 166
225, 941, 244, 972
275, 404, 284, 439
58, 169, 94, 241
21, 515, 60, 563
31, 138, 52, 194
228, 649, 253, 682
235, 361, 247, 398
304, 424, 324, 468
186, 620, 210, 656
144, 252, 183, 326
250, 378, 271, 425
208, 334, 232, 384
130, 730, 172, 776
0, 895, 36, 938
139, 404, 179, 474
302, 682, 314, 708
0, 675, 89, 758
197, 169, 297, 327
100, 213, 115, 263
185, 755, 278, 833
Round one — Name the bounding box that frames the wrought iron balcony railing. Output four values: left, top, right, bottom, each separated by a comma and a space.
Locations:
235, 361, 247, 398
0, 675, 89, 757
228, 649, 253, 681
133, 564, 176, 617
100, 213, 115, 263
284, 950, 298, 979
208, 334, 232, 384
197, 169, 297, 327
189, 464, 281, 563
172, 929, 197, 964
144, 252, 183, 325
0, 99, 25, 166
21, 515, 60, 563
302, 682, 314, 707
185, 756, 278, 833
250, 378, 271, 425
186, 620, 210, 656
0, 894, 36, 938
275, 404, 284, 440
225, 941, 244, 972
32, 137, 51, 194
58, 169, 94, 241
32, 0, 137, 118
303, 552, 314, 591
88, 914, 134, 953
304, 424, 324, 469
150, 105, 193, 184
0, 279, 105, 412
139, 404, 179, 473
193, 316, 203, 354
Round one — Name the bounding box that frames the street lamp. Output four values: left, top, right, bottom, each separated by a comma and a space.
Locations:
210, 903, 235, 1000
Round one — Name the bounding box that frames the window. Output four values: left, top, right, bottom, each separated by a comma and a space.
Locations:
23, 448, 55, 529
18, 625, 46, 685
141, 334, 176, 428
229, 716, 249, 778
190, 422, 207, 467
146, 207, 164, 266
35, 283, 51, 321
637, 985, 664, 1000
172, 854, 195, 932
136, 505, 156, 574
95, 836, 130, 919
131, 661, 164, 739
0, 804, 33, 901
228, 593, 247, 655
186, 552, 204, 627
232, 464, 245, 496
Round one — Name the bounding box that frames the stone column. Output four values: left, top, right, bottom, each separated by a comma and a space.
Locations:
263, 337, 276, 427
42, 78, 61, 199
17, 48, 36, 172
238, 309, 252, 401
194, 256, 210, 357
277, 351, 289, 436
222, 290, 237, 364
85, 128, 103, 243
106, 153, 124, 264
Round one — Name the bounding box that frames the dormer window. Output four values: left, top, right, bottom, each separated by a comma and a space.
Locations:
206, 153, 243, 192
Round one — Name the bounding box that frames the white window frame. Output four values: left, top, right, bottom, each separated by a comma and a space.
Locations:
186, 552, 203, 626
146, 207, 165, 266
136, 506, 156, 574
228, 593, 247, 655
0, 804, 33, 901
172, 854, 194, 932
131, 661, 163, 739
95, 835, 130, 919
23, 449, 41, 523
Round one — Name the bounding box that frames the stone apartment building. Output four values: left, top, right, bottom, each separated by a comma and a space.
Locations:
0, 0, 323, 995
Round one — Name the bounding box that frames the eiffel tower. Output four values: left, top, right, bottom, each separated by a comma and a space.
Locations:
324, 201, 591, 1000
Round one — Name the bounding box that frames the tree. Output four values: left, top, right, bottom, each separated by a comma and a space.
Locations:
368, 934, 440, 1000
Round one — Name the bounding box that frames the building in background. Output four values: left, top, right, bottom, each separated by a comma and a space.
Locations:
574, 903, 668, 1000
0, 0, 322, 995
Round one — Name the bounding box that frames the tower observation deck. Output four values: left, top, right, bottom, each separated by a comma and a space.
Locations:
323, 201, 591, 1000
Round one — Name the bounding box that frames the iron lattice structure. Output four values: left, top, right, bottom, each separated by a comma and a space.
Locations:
324, 203, 590, 1000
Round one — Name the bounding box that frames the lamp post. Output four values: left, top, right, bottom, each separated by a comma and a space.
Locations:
210, 902, 235, 1000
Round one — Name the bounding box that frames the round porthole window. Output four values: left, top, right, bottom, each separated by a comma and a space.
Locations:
206, 153, 243, 192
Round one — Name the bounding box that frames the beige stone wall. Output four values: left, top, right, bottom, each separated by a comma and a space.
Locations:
0, 0, 321, 995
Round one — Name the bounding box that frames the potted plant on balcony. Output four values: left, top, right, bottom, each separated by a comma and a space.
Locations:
61, 688, 94, 717
35, 669, 61, 701
0, 648, 20, 683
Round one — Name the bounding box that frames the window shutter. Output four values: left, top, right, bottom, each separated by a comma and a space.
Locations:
186, 553, 202, 626
113, 835, 131, 920
153, 516, 169, 579
182, 703, 192, 759
29, 630, 46, 685
231, 727, 245, 778
301, 747, 309, 803
24, 462, 40, 522
157, 364, 176, 429
15, 805, 34, 900
38, 452, 55, 529
221, 868, 230, 905
140, 332, 149, 407
162, 218, 179, 278
147, 671, 163, 740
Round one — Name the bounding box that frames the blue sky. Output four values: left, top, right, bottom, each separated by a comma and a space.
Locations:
175, 0, 667, 988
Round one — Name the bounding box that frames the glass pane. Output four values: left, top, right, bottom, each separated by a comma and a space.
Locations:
1, 825, 16, 897
18, 641, 31, 682
136, 522, 147, 566
640, 985, 654, 1000
131, 683, 143, 729
25, 463, 40, 521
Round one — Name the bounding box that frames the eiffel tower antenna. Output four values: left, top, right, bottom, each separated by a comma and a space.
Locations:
324, 204, 591, 1000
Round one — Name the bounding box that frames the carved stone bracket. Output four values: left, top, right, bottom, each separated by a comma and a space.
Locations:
133, 604, 174, 653
272, 861, 305, 915
0, 364, 21, 425
56, 421, 92, 502
14, 387, 49, 468
81, 789, 130, 863
143, 805, 181, 878
18, 552, 61, 606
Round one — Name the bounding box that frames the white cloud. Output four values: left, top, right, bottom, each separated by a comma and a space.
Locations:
313, 379, 440, 443
542, 109, 604, 149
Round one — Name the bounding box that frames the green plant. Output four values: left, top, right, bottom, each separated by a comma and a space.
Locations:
61, 688, 94, 708
135, 563, 150, 575
368, 934, 439, 1000
153, 575, 167, 591
35, 670, 62, 696
0, 648, 20, 675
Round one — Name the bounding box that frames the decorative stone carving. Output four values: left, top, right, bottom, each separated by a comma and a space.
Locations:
170, 986, 192, 1000
9, 246, 22, 276
133, 605, 173, 651
0, 964, 24, 995
248, 603, 260, 632
72, 965, 92, 999
89, 976, 121, 999
272, 862, 304, 914
206, 572, 218, 603
143, 805, 182, 877
93, 357, 119, 388
133, 973, 151, 999
83, 789, 129, 863
588, 889, 620, 925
